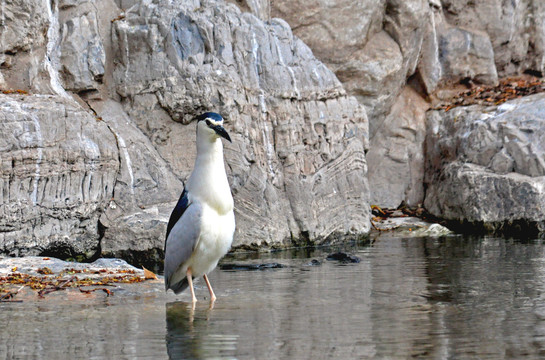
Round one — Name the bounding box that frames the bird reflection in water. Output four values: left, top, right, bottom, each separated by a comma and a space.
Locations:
165, 301, 238, 359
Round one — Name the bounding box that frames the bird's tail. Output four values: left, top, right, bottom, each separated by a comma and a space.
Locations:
166, 277, 190, 295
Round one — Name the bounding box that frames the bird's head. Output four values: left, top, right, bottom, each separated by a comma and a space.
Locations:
195, 112, 232, 143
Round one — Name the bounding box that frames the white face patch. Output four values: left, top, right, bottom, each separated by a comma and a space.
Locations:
195, 112, 231, 142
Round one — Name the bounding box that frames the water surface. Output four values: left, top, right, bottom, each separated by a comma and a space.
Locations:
2, 235, 545, 359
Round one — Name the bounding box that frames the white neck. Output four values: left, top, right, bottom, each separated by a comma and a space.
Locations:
186, 130, 233, 214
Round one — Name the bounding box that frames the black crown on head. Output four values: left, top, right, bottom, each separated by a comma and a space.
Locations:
196, 112, 223, 123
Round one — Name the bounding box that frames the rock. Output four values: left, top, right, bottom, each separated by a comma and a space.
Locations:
371, 216, 452, 237
383, 0, 428, 78
225, 0, 270, 21
440, 0, 545, 77
270, 1, 412, 126
0, 0, 371, 260
367, 86, 429, 207
219, 262, 286, 271
304, 259, 322, 266
59, 11, 106, 91
335, 30, 405, 129
438, 27, 498, 86
0, 0, 52, 92
416, 4, 498, 94
111, 0, 371, 248
270, 0, 384, 67
0, 256, 141, 275
326, 252, 361, 263
0, 94, 119, 257
424, 93, 545, 234
89, 100, 182, 262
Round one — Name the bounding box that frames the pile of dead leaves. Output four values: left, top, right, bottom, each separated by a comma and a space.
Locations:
0, 266, 158, 303
433, 77, 545, 112
371, 203, 444, 228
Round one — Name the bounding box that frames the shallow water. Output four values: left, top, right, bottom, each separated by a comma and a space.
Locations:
3, 235, 545, 359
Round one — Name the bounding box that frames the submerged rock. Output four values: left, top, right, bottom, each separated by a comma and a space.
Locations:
326, 252, 361, 264
371, 216, 452, 238
219, 262, 286, 271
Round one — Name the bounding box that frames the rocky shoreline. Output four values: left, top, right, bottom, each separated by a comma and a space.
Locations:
1, 0, 545, 262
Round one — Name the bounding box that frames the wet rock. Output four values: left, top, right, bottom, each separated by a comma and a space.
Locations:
0, 256, 158, 303
424, 93, 545, 234
219, 262, 286, 271
371, 216, 452, 238
0, 94, 118, 257
304, 259, 322, 267
0, 256, 141, 276
326, 252, 361, 264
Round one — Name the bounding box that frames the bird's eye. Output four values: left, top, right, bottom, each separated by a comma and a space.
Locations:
205, 119, 212, 126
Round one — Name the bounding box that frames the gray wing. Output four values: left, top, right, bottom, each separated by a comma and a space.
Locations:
164, 200, 202, 293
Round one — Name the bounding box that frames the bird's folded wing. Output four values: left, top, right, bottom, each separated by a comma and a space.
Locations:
165, 188, 190, 244
164, 201, 203, 286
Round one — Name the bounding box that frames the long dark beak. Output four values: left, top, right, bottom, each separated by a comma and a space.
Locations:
212, 125, 232, 143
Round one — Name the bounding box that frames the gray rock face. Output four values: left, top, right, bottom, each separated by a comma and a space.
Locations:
416, 4, 499, 94
367, 87, 428, 207
59, 11, 106, 91
0, 0, 370, 259
336, 30, 404, 133
269, 0, 409, 127
441, 0, 545, 77
424, 93, 545, 233
111, 1, 370, 249
3, 0, 545, 259
91, 100, 182, 262
263, 0, 535, 209
0, 94, 119, 257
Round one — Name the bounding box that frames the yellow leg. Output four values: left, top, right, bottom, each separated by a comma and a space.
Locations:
186, 268, 197, 303
203, 274, 217, 302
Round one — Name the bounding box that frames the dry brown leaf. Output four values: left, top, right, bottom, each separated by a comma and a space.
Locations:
142, 266, 158, 280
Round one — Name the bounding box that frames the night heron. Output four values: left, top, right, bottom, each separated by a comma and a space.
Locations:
164, 112, 235, 303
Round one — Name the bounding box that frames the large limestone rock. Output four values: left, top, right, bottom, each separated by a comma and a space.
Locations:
424, 93, 545, 234
0, 94, 119, 257
111, 0, 370, 249
0, 0, 370, 259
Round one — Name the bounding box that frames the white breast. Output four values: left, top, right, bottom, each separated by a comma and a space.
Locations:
185, 203, 235, 277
